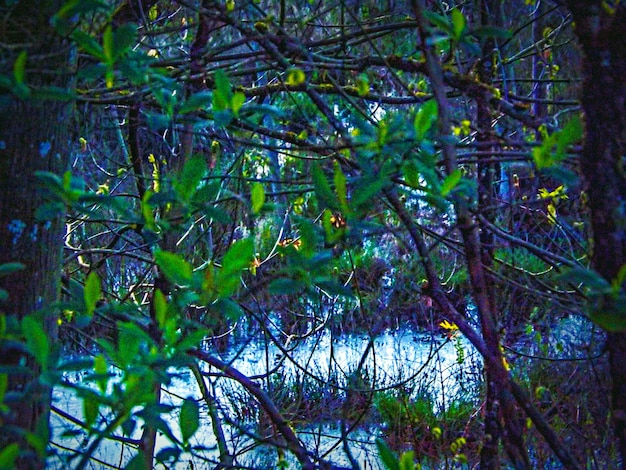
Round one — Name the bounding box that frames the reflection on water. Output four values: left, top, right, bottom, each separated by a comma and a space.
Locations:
49, 328, 481, 469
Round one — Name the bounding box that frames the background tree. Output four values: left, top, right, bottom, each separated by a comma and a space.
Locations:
565, 0, 626, 461
0, 1, 73, 467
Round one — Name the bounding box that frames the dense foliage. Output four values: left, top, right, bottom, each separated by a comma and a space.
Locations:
0, 0, 624, 468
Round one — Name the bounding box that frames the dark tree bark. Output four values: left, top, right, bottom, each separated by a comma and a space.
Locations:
413, 1, 531, 467
565, 1, 626, 464
476, 1, 501, 465
0, 1, 72, 467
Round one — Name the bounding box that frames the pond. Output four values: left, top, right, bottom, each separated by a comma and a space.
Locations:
48, 327, 481, 469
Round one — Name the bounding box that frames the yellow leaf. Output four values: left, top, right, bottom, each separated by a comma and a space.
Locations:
439, 320, 458, 331
286, 68, 306, 86
355, 73, 369, 97
547, 202, 557, 224
499, 345, 511, 371
148, 5, 159, 21
539, 185, 568, 202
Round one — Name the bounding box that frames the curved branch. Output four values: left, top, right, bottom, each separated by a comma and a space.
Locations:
189, 348, 316, 470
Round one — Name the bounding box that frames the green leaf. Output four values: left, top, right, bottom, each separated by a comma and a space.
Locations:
35, 170, 64, 194
155, 447, 182, 464
54, 0, 107, 19
286, 67, 306, 86
117, 322, 153, 366
296, 218, 318, 259
145, 111, 173, 131
96, 338, 118, 366
35, 202, 65, 221
450, 8, 466, 41
471, 26, 512, 40
179, 91, 213, 114
402, 160, 421, 188
399, 450, 416, 470
352, 169, 390, 210
26, 421, 48, 458
124, 453, 147, 470
558, 267, 610, 291
0, 373, 7, 402
191, 181, 220, 205
213, 69, 232, 112
532, 131, 556, 169
0, 262, 25, 277
72, 30, 105, 60
376, 438, 400, 470
176, 326, 210, 350
154, 250, 193, 286
322, 209, 345, 244
94, 354, 108, 393
105, 67, 114, 88
154, 289, 168, 329
214, 109, 234, 127
179, 398, 200, 443
269, 278, 306, 295
13, 51, 27, 85
613, 264, 626, 292
199, 205, 232, 224
12, 82, 30, 99
334, 163, 348, 212
533, 116, 583, 169
83, 394, 99, 427
0, 443, 19, 470
175, 154, 206, 201
121, 416, 137, 437
141, 189, 157, 232
22, 316, 49, 369
251, 182, 265, 214
316, 280, 352, 297
137, 407, 178, 443
217, 238, 254, 296
356, 73, 370, 97
231, 91, 246, 115
423, 10, 451, 34
414, 100, 438, 141
312, 164, 338, 210
590, 310, 626, 332
102, 25, 113, 62
154, 447, 182, 468
238, 103, 286, 119
556, 115, 583, 156
221, 238, 254, 276
441, 169, 462, 196
112, 23, 138, 61
84, 271, 101, 315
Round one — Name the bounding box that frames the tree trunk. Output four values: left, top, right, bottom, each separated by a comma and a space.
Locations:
0, 1, 72, 467
565, 1, 626, 464
413, 1, 530, 466
476, 1, 501, 464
